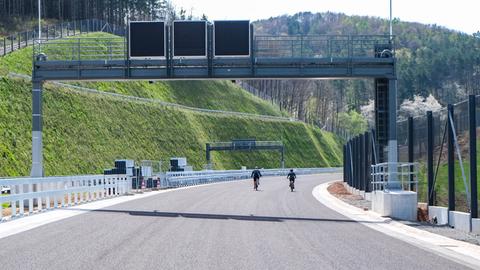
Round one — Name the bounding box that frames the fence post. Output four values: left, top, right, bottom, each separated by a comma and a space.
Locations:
3, 37, 6, 55
408, 116, 414, 191
25, 31, 28, 46
18, 33, 20, 49
73, 21, 76, 36
347, 140, 352, 187
427, 111, 434, 206
353, 137, 357, 189
358, 135, 362, 190
447, 104, 455, 211
46, 25, 49, 40
61, 22, 63, 38
362, 133, 367, 191
469, 95, 478, 218
11, 35, 14, 52
343, 145, 347, 183
356, 136, 360, 190
365, 131, 371, 192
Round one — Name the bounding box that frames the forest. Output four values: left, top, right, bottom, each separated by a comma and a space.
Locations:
244, 12, 480, 135
0, 0, 185, 33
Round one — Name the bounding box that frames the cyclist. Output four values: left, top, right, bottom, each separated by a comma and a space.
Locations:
287, 169, 296, 191
251, 167, 262, 191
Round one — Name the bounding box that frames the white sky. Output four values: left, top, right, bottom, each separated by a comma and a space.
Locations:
172, 0, 479, 34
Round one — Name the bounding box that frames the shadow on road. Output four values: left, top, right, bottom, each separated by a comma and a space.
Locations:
58, 208, 388, 224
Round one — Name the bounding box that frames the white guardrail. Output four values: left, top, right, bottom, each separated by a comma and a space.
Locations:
0, 167, 341, 222
0, 174, 130, 221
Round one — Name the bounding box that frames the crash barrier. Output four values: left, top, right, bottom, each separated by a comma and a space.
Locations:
164, 168, 342, 188
0, 167, 341, 222
0, 174, 130, 221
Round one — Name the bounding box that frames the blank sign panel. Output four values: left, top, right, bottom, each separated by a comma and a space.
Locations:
129, 21, 165, 59
173, 21, 207, 57
214, 20, 250, 57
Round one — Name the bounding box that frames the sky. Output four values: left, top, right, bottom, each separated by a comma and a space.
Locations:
172, 0, 479, 34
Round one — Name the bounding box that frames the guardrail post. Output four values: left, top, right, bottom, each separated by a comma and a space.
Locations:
427, 111, 434, 206
18, 184, 24, 216
469, 95, 478, 218
29, 183, 34, 213
447, 104, 455, 211
408, 116, 415, 191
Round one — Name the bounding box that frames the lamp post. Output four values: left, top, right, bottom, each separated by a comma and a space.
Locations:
389, 0, 393, 40
38, 0, 41, 40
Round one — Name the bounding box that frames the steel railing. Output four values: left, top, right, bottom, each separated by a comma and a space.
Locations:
371, 162, 419, 191
32, 34, 394, 62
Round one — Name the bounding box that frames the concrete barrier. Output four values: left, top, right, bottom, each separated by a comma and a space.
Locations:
472, 218, 480, 235
372, 190, 417, 221
428, 206, 449, 225
449, 211, 471, 233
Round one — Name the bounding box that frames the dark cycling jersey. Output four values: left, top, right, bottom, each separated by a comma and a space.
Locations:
251, 169, 262, 179
287, 172, 296, 182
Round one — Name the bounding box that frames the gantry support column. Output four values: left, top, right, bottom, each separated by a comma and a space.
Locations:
31, 80, 44, 177
387, 78, 399, 186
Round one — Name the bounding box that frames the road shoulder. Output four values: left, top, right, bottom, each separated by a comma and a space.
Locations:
312, 181, 480, 270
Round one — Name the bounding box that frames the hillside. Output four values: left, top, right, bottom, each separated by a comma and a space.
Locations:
0, 32, 286, 117
0, 76, 341, 176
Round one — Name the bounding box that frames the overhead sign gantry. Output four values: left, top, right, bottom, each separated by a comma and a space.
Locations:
30, 20, 397, 177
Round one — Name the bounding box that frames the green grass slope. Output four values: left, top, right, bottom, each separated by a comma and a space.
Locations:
0, 76, 342, 176
0, 32, 285, 116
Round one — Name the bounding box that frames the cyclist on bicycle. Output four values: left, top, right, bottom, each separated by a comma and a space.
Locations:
251, 167, 262, 191
287, 169, 296, 191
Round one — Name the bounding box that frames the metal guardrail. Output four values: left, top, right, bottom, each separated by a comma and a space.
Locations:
164, 167, 342, 188
208, 141, 284, 148
0, 174, 130, 221
371, 162, 419, 191
7, 72, 294, 122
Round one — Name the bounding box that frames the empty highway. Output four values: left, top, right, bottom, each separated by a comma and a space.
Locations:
0, 174, 471, 270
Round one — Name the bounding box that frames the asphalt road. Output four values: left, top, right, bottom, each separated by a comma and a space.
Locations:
0, 174, 471, 270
